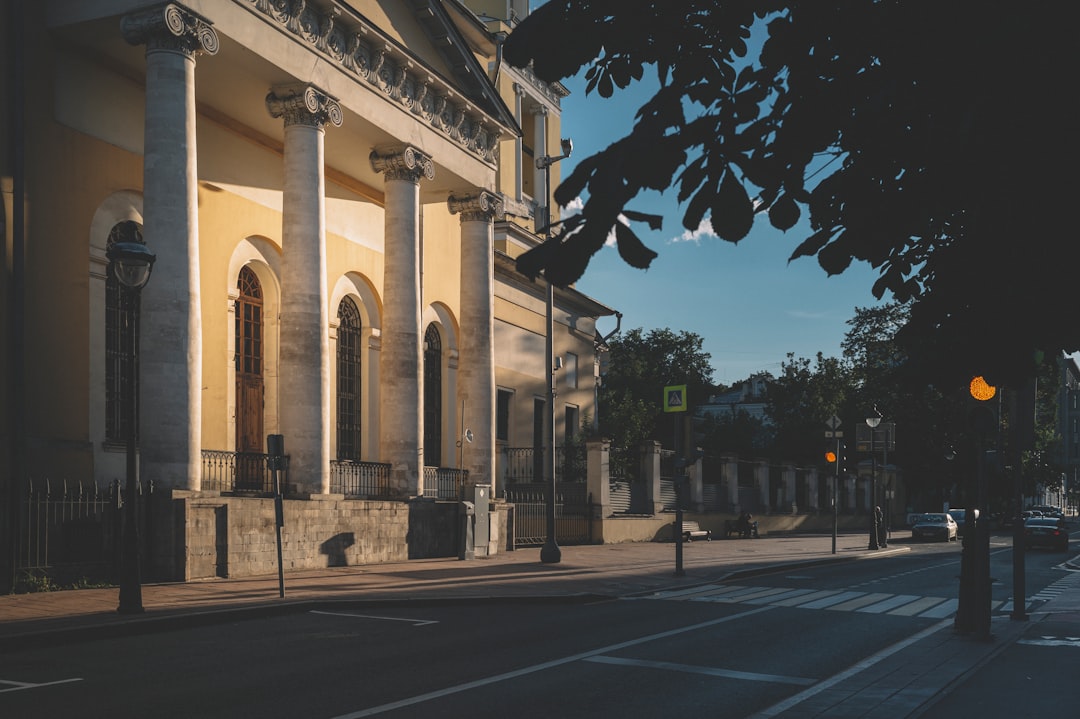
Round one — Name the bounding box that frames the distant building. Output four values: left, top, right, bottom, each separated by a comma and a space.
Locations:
698, 375, 773, 424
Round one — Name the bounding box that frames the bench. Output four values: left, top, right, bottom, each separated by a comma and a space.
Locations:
723, 519, 759, 539
677, 520, 712, 542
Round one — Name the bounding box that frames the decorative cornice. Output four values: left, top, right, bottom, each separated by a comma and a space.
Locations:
266, 84, 343, 129
370, 145, 435, 184
515, 63, 568, 110
243, 0, 498, 166
448, 191, 503, 223
122, 3, 219, 58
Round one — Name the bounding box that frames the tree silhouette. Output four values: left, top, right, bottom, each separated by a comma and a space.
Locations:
504, 1, 1078, 388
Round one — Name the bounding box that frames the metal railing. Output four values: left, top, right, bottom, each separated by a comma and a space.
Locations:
422, 466, 469, 500
201, 450, 288, 494
331, 460, 392, 498
501, 445, 587, 484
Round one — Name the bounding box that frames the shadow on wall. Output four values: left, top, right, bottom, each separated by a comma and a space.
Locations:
321, 532, 356, 567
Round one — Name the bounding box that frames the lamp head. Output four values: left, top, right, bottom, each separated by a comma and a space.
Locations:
107, 241, 156, 290
560, 137, 573, 157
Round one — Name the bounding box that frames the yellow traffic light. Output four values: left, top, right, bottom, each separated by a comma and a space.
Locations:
825, 451, 837, 463
969, 376, 997, 401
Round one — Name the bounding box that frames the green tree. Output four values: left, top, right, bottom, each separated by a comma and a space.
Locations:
765, 353, 851, 466
598, 327, 714, 453
504, 1, 1077, 388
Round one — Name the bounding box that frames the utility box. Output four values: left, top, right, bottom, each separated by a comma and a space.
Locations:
473, 484, 491, 558
458, 501, 475, 560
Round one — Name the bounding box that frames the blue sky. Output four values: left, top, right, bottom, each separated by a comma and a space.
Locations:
554, 70, 887, 386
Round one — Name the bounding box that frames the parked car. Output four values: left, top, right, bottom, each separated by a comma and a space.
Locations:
1024, 517, 1070, 552
947, 508, 978, 537
911, 513, 959, 542
1030, 505, 1064, 519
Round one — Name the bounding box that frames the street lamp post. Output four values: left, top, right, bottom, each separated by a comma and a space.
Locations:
107, 241, 156, 614
537, 138, 572, 565
866, 411, 882, 550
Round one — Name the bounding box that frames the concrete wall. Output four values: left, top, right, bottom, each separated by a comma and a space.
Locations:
154, 492, 507, 581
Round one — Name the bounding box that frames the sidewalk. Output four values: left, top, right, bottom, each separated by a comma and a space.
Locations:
0, 531, 893, 648
3, 531, 1076, 719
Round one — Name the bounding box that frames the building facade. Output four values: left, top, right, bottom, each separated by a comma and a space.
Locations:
1, 0, 614, 583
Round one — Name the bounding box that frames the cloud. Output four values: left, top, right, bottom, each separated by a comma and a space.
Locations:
670, 217, 719, 244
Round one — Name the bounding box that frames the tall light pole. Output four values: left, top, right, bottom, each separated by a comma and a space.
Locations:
107, 241, 156, 614
537, 137, 572, 565
866, 410, 882, 550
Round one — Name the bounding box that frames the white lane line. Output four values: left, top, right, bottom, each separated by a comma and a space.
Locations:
0, 678, 83, 694
918, 598, 959, 619
310, 610, 438, 627
745, 618, 955, 719
583, 655, 816, 686
327, 605, 776, 719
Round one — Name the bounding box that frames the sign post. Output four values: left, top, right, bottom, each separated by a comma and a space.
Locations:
825, 416, 842, 555
665, 385, 688, 577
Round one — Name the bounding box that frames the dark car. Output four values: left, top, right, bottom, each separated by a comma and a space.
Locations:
911, 513, 958, 542
1024, 517, 1070, 552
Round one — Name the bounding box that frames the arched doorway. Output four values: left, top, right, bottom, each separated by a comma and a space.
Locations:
337, 296, 362, 460
235, 266, 264, 489
423, 323, 442, 467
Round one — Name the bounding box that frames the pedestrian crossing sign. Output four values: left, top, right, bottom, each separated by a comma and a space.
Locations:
664, 385, 687, 412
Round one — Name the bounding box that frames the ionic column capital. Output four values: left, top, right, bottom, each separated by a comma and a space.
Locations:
370, 145, 435, 183
266, 84, 343, 129
448, 191, 503, 223
122, 3, 219, 58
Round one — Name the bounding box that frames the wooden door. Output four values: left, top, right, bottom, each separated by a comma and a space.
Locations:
235, 267, 264, 490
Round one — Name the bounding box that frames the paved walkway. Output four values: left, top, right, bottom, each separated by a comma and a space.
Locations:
3, 532, 1078, 718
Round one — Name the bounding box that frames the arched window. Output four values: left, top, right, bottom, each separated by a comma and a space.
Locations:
337, 297, 363, 460
105, 220, 144, 444
423, 323, 442, 467
235, 267, 265, 475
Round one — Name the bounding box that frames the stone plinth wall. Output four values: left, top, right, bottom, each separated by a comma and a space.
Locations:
151, 492, 501, 581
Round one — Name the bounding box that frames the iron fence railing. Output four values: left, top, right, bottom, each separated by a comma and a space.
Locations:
505, 483, 592, 546
422, 467, 469, 500
13, 477, 153, 586
330, 460, 393, 498
201, 450, 288, 494
501, 445, 587, 484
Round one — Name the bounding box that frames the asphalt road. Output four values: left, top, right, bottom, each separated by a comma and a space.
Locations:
3, 538, 1071, 719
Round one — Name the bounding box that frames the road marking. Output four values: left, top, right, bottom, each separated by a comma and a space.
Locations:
1018, 636, 1080, 647
327, 605, 775, 718
582, 655, 816, 686
0, 677, 83, 694
745, 618, 955, 719
310, 610, 438, 627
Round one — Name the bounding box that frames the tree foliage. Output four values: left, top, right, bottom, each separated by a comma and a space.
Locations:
765, 353, 850, 465
504, 1, 1079, 389
598, 327, 715, 451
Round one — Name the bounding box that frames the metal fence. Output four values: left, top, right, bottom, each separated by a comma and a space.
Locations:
13, 477, 153, 587
422, 467, 469, 500
502, 445, 587, 484
505, 483, 592, 546
201, 450, 288, 494
330, 460, 392, 498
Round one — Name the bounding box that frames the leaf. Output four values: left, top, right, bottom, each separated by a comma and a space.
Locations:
768, 193, 801, 231
621, 209, 663, 231
710, 168, 755, 242
614, 221, 659, 269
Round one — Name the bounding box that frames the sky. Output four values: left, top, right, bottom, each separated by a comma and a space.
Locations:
551, 60, 887, 387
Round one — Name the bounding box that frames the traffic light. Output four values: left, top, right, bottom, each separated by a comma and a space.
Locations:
967, 376, 1000, 435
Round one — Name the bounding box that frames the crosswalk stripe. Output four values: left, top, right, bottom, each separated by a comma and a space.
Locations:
798, 591, 865, 609
857, 594, 922, 613
827, 592, 894, 612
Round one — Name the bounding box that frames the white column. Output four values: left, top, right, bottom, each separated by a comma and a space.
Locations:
449, 191, 502, 494
531, 104, 548, 208
371, 146, 434, 496
267, 85, 342, 496
122, 4, 218, 490
513, 84, 525, 201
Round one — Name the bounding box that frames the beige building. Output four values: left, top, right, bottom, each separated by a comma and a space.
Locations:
1, 0, 615, 582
